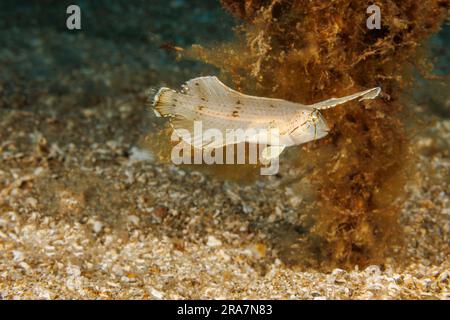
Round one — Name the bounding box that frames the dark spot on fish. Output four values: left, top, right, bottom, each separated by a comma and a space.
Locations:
236, 100, 241, 104
232, 111, 239, 117
195, 83, 199, 86
289, 126, 299, 134
235, 105, 241, 110
197, 105, 205, 111
270, 104, 275, 108
201, 97, 207, 102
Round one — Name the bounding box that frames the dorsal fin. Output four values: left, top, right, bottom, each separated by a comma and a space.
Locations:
311, 87, 381, 110
183, 76, 235, 102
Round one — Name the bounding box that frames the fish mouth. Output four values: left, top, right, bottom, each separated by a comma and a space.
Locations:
315, 112, 330, 138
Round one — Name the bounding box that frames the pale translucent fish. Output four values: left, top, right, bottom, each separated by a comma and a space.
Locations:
151, 76, 381, 159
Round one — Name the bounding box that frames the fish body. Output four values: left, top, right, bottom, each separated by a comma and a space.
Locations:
152, 76, 380, 160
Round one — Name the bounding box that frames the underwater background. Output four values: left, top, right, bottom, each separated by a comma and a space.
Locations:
0, 0, 448, 299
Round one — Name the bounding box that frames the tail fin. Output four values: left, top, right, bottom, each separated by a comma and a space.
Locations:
151, 87, 177, 117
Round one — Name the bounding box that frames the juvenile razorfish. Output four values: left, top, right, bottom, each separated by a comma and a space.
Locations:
152, 76, 381, 161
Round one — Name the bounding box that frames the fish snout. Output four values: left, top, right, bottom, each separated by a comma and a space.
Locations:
315, 112, 330, 139
288, 111, 330, 145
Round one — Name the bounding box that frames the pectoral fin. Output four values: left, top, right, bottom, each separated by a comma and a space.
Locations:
261, 145, 286, 161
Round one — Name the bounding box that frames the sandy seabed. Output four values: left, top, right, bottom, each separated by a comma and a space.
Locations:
0, 1, 448, 299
